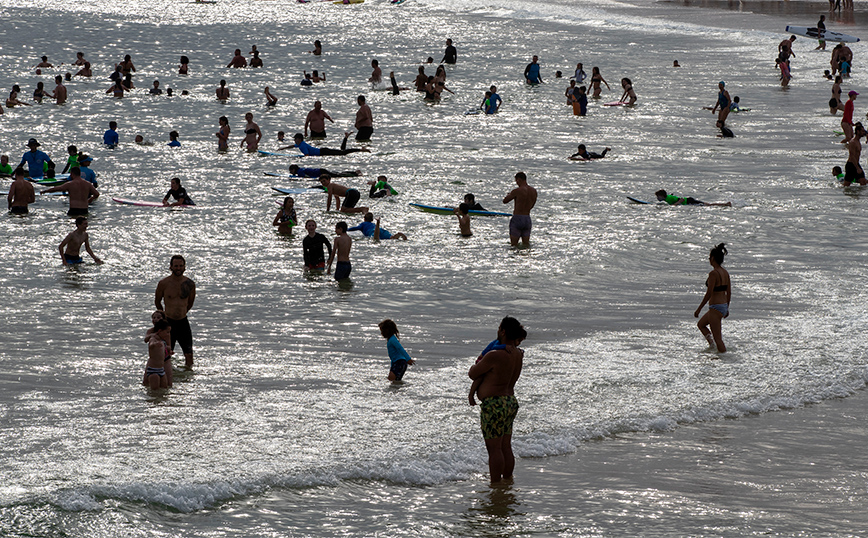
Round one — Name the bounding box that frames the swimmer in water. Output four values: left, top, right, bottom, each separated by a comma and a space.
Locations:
455, 203, 472, 237
264, 86, 278, 106
273, 196, 297, 235
240, 112, 262, 151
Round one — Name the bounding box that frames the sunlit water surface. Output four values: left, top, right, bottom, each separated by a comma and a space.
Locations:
1, 0, 868, 535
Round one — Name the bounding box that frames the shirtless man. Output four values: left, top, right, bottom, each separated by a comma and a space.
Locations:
326, 221, 353, 280
355, 95, 373, 141
42, 167, 100, 216
321, 174, 369, 214
503, 172, 538, 247
144, 321, 171, 389
36, 56, 53, 68
227, 49, 247, 68
369, 59, 382, 85
843, 123, 867, 186
59, 216, 103, 265
51, 75, 67, 105
778, 36, 796, 62
468, 316, 525, 484
155, 255, 196, 367
7, 167, 35, 215
304, 101, 334, 138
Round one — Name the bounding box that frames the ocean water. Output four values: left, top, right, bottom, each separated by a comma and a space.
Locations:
1, 0, 868, 535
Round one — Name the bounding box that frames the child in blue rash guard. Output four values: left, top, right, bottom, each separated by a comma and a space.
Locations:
378, 319, 415, 382
468, 337, 506, 405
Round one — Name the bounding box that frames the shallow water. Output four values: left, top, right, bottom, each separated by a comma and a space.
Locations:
2, 0, 868, 535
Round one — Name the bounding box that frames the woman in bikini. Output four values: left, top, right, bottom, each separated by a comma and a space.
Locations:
830, 75, 844, 114
216, 116, 230, 152
240, 112, 261, 151
695, 243, 731, 353
590, 66, 610, 98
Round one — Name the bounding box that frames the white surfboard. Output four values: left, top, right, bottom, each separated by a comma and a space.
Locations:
785, 25, 860, 43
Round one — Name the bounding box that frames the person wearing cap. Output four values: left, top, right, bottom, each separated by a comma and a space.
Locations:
78, 156, 97, 187
842, 90, 858, 144
8, 167, 36, 215
41, 167, 100, 216
711, 81, 731, 123
19, 139, 54, 179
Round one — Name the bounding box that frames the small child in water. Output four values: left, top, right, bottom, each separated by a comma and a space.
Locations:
832, 165, 844, 183
379, 319, 415, 382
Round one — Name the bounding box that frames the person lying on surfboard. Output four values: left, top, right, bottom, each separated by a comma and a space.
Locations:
569, 144, 610, 161
654, 189, 731, 207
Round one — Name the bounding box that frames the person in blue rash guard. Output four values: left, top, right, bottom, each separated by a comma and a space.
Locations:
292, 132, 370, 156
524, 55, 543, 85
78, 155, 97, 187
378, 319, 416, 382
19, 138, 54, 179
103, 121, 119, 147
287, 164, 362, 178
348, 212, 407, 240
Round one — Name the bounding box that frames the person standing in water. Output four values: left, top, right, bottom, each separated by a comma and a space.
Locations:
695, 243, 731, 353
524, 55, 542, 85
155, 255, 196, 367
468, 316, 526, 484
503, 172, 538, 247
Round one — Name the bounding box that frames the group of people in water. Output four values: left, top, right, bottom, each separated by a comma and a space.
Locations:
2, 29, 751, 487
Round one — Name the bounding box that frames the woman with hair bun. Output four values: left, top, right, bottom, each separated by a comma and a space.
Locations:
695, 243, 731, 352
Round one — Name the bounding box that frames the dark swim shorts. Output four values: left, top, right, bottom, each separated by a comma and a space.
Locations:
480, 395, 519, 440
508, 215, 532, 238
167, 316, 193, 354
342, 188, 361, 209
390, 359, 408, 381
334, 261, 352, 280
67, 207, 88, 217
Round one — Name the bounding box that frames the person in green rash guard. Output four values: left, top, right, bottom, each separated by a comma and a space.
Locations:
0, 155, 13, 176
655, 189, 731, 207
367, 175, 398, 198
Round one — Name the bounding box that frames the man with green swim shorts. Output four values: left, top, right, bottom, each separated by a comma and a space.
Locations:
468, 316, 526, 484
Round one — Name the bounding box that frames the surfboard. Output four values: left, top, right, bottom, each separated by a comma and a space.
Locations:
626, 196, 651, 204
334, 0, 364, 4
409, 203, 512, 217
785, 25, 860, 43
272, 187, 326, 195
264, 172, 308, 179
258, 150, 305, 158
604, 101, 627, 106
1, 191, 66, 196
112, 197, 195, 207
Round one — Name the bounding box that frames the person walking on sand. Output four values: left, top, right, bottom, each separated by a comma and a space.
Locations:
503, 172, 537, 247
155, 255, 196, 367
695, 243, 731, 353
468, 316, 526, 484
